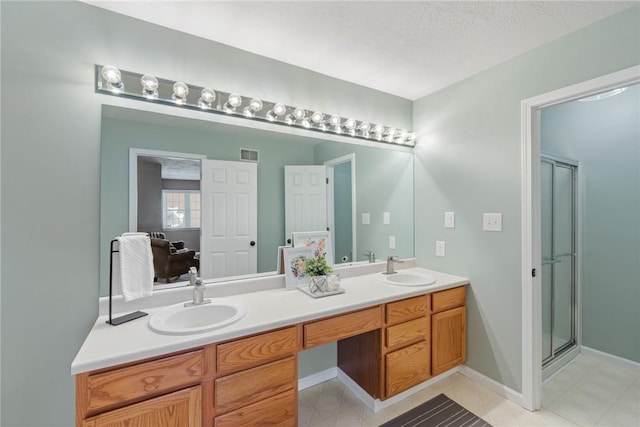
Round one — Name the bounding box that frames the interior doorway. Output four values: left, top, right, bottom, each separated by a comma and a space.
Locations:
520, 65, 640, 411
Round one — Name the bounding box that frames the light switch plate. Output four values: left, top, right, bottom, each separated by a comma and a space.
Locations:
389, 236, 396, 249
362, 213, 370, 225
483, 213, 503, 231
445, 212, 455, 228
383, 212, 390, 225
436, 240, 446, 257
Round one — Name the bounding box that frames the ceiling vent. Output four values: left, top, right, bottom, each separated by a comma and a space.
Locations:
240, 148, 259, 162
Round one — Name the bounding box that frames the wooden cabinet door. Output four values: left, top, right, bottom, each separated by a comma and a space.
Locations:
432, 306, 466, 375
82, 386, 201, 427
385, 341, 430, 397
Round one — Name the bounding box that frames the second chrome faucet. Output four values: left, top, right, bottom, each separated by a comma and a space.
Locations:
185, 267, 211, 307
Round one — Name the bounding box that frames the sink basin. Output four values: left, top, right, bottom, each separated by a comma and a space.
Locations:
149, 298, 247, 335
377, 271, 436, 287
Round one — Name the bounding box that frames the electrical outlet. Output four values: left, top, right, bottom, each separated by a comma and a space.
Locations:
436, 240, 446, 257
445, 212, 455, 228
483, 213, 503, 231
389, 236, 396, 249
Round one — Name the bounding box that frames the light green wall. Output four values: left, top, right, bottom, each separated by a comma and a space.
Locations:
541, 84, 640, 363
0, 2, 411, 425
413, 7, 640, 392
333, 161, 353, 262
100, 112, 315, 295
314, 141, 414, 262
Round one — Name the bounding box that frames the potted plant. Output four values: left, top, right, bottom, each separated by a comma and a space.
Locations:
304, 255, 333, 293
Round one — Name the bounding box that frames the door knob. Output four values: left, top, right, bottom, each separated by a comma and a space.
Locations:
287, 238, 291, 244
250, 241, 256, 246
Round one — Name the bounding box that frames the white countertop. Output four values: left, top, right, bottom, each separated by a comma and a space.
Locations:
71, 266, 469, 375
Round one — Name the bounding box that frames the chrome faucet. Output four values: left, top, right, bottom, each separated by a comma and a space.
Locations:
363, 251, 376, 263
185, 267, 210, 307
384, 256, 404, 275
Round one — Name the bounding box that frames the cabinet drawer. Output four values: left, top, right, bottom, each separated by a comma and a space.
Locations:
214, 388, 296, 427
432, 286, 465, 313
386, 317, 429, 349
85, 350, 204, 413
385, 341, 430, 397
217, 327, 297, 374
215, 357, 295, 415
82, 386, 201, 427
304, 306, 382, 349
386, 295, 430, 325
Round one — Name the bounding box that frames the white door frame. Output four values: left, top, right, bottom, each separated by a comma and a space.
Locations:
325, 154, 357, 262
520, 65, 639, 411
128, 148, 206, 231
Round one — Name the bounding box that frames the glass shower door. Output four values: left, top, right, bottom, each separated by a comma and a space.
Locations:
541, 155, 578, 366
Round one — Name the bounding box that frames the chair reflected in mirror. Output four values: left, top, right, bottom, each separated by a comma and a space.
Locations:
150, 236, 199, 283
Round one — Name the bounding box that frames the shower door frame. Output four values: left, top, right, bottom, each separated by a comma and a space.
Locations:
540, 154, 581, 378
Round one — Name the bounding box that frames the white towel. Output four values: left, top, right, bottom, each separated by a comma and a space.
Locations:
117, 233, 154, 301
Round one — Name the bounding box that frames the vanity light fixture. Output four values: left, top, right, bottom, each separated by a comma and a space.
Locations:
140, 74, 159, 99
95, 65, 416, 146
172, 82, 189, 105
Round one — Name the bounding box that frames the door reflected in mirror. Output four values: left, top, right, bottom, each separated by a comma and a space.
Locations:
100, 105, 414, 296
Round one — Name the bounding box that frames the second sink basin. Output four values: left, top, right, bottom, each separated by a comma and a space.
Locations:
377, 271, 436, 287
149, 298, 247, 335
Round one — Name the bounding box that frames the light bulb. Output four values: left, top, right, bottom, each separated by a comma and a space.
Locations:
101, 65, 123, 91
198, 88, 216, 109
329, 115, 342, 127
359, 122, 371, 137
292, 108, 305, 120
344, 118, 356, 130
249, 98, 263, 112
226, 93, 242, 110
273, 103, 286, 116
372, 124, 384, 135
266, 103, 287, 121
172, 82, 189, 104
140, 74, 158, 98
406, 133, 416, 144
311, 111, 324, 124
386, 128, 397, 142
301, 118, 312, 128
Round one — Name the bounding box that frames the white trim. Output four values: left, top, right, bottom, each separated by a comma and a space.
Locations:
458, 366, 524, 406
128, 148, 206, 232
581, 346, 640, 373
542, 346, 581, 382
520, 65, 640, 412
337, 367, 460, 412
324, 153, 357, 263
298, 367, 338, 391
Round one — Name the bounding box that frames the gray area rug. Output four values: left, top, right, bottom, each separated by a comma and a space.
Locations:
380, 393, 492, 427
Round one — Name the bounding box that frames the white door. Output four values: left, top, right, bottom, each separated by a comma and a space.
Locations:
200, 159, 257, 278
284, 165, 328, 245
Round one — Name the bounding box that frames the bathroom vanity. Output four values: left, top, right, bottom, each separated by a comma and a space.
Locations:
73, 267, 468, 427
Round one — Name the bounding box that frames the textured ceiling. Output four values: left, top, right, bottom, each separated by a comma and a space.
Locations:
84, 1, 637, 100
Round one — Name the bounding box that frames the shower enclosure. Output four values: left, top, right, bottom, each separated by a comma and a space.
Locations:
541, 154, 579, 375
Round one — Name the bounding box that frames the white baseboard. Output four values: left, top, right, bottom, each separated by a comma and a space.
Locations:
299, 365, 526, 412
298, 367, 338, 391
457, 365, 524, 407
337, 367, 460, 412
581, 346, 640, 373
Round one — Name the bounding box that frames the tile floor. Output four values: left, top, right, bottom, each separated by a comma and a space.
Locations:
298, 353, 639, 426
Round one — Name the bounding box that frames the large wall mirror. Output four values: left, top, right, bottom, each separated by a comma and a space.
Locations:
99, 105, 414, 296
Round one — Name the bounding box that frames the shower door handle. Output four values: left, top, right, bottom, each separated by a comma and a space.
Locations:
542, 257, 562, 265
